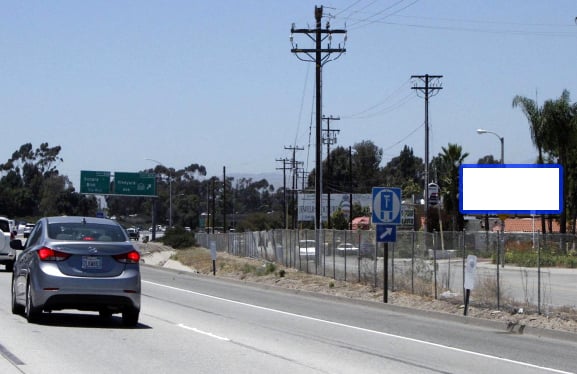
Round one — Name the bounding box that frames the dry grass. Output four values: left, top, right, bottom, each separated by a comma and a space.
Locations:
164, 245, 577, 334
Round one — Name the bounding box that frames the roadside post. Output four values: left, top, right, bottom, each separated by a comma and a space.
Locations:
372, 187, 402, 303
463, 255, 477, 316
210, 241, 217, 276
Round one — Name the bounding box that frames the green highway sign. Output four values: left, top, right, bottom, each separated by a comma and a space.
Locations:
80, 171, 111, 194
114, 172, 156, 196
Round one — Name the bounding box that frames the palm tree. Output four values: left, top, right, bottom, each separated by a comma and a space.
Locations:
541, 90, 577, 235
512, 95, 545, 163
438, 143, 469, 231
512, 94, 547, 233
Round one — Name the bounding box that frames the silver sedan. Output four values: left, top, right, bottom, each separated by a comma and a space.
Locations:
10, 216, 141, 326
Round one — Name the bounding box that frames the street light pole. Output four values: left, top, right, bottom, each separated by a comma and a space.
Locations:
476, 128, 505, 272
476, 128, 504, 164
145, 158, 172, 228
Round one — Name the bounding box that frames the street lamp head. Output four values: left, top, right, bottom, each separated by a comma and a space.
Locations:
476, 129, 487, 134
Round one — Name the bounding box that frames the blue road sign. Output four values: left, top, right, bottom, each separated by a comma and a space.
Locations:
376, 224, 397, 243
372, 187, 402, 224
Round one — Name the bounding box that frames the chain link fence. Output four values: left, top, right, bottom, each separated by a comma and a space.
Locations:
195, 229, 577, 314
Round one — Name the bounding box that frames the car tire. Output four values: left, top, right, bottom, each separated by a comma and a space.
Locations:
122, 307, 139, 327
5, 261, 14, 272
25, 281, 42, 323
11, 279, 23, 315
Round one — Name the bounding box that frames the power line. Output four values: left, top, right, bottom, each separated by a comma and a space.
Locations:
341, 78, 413, 119
348, 0, 421, 29
334, 3, 576, 36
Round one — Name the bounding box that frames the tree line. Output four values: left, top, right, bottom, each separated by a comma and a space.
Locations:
1, 90, 576, 232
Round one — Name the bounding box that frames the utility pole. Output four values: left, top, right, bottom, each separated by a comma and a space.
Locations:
322, 115, 340, 228
411, 74, 443, 233
291, 6, 346, 236
222, 166, 226, 232
276, 157, 291, 229
284, 145, 304, 229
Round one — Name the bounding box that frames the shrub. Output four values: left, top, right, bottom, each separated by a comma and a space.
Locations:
160, 226, 196, 249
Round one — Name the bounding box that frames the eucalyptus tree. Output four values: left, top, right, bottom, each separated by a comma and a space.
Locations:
477, 155, 499, 164
381, 145, 424, 199
0, 142, 97, 218
307, 140, 383, 193
351, 140, 383, 193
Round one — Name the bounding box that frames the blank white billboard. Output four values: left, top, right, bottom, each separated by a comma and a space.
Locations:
459, 164, 563, 214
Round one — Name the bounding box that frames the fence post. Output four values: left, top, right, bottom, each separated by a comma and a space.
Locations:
496, 230, 501, 310
411, 230, 415, 294
538, 230, 541, 315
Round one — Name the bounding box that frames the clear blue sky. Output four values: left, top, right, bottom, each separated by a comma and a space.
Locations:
2, 1, 576, 189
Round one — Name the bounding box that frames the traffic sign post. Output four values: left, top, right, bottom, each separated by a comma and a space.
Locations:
372, 187, 402, 304
80, 171, 111, 194
372, 187, 402, 224
114, 172, 157, 196
376, 224, 397, 243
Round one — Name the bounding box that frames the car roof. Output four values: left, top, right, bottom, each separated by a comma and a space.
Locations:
44, 216, 119, 226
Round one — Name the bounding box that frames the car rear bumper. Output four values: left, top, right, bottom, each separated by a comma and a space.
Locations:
0, 253, 16, 263
30, 266, 141, 312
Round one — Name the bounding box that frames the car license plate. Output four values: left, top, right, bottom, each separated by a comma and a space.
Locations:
82, 256, 102, 269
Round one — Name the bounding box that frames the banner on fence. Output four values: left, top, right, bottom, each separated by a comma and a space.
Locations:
297, 193, 371, 222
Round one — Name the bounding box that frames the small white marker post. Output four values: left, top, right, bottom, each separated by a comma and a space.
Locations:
464, 255, 477, 316
210, 241, 217, 276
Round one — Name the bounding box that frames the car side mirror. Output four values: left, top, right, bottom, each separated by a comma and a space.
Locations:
10, 239, 24, 250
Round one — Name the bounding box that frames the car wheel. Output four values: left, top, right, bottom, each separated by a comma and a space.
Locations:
11, 279, 23, 315
122, 307, 139, 327
25, 281, 42, 323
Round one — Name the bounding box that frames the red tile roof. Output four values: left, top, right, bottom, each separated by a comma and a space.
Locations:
491, 218, 561, 233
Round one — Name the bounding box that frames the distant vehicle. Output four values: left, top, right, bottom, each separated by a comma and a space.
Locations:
10, 216, 141, 326
8, 219, 16, 236
298, 239, 316, 261
23, 223, 35, 238
0, 217, 16, 271
335, 242, 359, 256
126, 227, 140, 241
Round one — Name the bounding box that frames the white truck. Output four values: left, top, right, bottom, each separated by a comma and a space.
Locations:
0, 217, 15, 272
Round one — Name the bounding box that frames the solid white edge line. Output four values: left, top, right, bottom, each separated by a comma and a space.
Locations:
144, 280, 573, 374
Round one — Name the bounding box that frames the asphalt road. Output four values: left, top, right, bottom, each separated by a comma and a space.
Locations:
0, 265, 575, 373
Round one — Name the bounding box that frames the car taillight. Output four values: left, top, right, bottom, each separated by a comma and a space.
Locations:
37, 247, 71, 261
114, 250, 140, 264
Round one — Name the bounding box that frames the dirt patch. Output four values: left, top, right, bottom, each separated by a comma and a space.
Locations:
140, 242, 577, 335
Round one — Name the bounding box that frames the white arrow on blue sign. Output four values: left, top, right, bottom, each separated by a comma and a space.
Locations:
377, 224, 397, 243
372, 187, 402, 224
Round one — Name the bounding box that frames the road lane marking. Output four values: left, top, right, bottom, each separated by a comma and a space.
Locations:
177, 324, 230, 341
144, 280, 573, 374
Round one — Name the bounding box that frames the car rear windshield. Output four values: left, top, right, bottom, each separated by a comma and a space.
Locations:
48, 222, 127, 242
